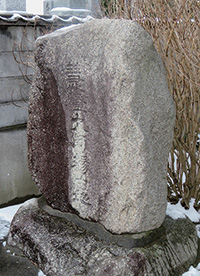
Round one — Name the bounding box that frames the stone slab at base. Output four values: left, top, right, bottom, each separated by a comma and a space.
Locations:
8, 197, 199, 276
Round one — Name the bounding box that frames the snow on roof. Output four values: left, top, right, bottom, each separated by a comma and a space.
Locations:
50, 7, 91, 17
0, 11, 93, 25
51, 7, 90, 12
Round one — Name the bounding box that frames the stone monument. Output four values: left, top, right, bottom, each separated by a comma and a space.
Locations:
7, 19, 197, 276
0, 0, 26, 11
27, 19, 175, 234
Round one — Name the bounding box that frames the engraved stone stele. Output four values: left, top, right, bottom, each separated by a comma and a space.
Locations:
28, 19, 175, 234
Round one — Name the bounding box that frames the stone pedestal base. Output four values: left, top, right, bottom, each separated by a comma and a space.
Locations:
8, 197, 199, 276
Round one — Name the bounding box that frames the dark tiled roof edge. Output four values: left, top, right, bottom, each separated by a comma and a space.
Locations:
0, 12, 93, 26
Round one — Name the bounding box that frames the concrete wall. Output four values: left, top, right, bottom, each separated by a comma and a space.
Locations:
0, 21, 41, 207
0, 127, 40, 206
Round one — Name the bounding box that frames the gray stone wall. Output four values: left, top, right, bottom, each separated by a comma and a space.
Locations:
0, 21, 40, 207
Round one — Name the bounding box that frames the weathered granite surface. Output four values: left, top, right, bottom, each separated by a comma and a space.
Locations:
8, 197, 199, 276
28, 19, 175, 234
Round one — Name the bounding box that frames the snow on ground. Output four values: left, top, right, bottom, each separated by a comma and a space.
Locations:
0, 199, 200, 275
0, 203, 23, 240
182, 264, 200, 276
166, 198, 200, 223
38, 270, 46, 276
0, 203, 23, 223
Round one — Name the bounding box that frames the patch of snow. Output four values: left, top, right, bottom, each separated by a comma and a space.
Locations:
50, 7, 91, 17
0, 203, 23, 222
166, 199, 200, 223
44, 14, 93, 23
182, 264, 200, 276
52, 7, 71, 12
0, 203, 23, 240
166, 204, 186, 220
38, 270, 46, 276
0, 219, 10, 240
182, 172, 186, 184
51, 7, 90, 13
82, 15, 94, 22
196, 225, 200, 238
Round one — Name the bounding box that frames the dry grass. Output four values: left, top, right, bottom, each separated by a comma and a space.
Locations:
11, 20, 67, 108
101, 0, 200, 209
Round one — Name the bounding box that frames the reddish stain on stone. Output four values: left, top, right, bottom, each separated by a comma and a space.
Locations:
128, 252, 146, 275
28, 62, 71, 212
